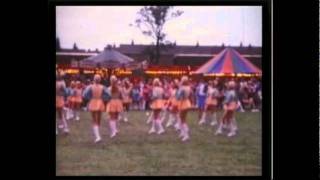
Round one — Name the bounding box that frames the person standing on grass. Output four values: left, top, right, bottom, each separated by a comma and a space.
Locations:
176, 76, 193, 141
72, 81, 83, 121
201, 80, 220, 126
121, 78, 132, 122
106, 75, 123, 138
148, 78, 165, 135
56, 71, 69, 135
215, 80, 238, 137
166, 79, 180, 129
197, 78, 207, 125
131, 82, 141, 110
142, 80, 150, 111
69, 80, 78, 120
83, 74, 110, 143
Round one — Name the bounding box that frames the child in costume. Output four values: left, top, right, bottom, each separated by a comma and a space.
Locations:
106, 75, 124, 138
176, 76, 193, 141
56, 71, 69, 134
72, 81, 83, 121
121, 78, 132, 122
148, 78, 165, 135
215, 80, 238, 137
83, 74, 110, 143
165, 79, 180, 129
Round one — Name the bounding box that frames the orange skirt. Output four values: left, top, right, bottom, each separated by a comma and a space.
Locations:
206, 98, 218, 106
178, 99, 192, 111
88, 99, 105, 112
73, 96, 82, 104
150, 99, 165, 110
122, 97, 132, 104
224, 101, 238, 111
168, 98, 179, 108
107, 99, 123, 113
56, 96, 64, 108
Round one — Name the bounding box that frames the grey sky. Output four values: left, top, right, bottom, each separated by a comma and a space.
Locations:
56, 6, 262, 50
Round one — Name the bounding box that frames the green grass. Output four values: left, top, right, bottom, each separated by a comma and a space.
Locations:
56, 110, 261, 176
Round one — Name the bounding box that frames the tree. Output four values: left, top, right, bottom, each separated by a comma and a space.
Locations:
131, 6, 183, 64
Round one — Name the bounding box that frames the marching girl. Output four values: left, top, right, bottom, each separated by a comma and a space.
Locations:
72, 81, 83, 121
197, 78, 207, 125
165, 79, 180, 128
56, 71, 69, 134
148, 78, 165, 135
205, 80, 220, 126
65, 81, 76, 120
160, 80, 171, 123
121, 78, 132, 122
176, 76, 193, 141
106, 75, 124, 138
83, 74, 110, 143
215, 80, 238, 137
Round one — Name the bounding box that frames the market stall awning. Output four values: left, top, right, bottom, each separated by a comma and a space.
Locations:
194, 48, 262, 74
80, 45, 135, 68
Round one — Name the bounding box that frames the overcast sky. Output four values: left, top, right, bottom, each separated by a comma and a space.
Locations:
56, 6, 262, 51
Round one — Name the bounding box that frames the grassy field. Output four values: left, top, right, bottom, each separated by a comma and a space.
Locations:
56, 110, 261, 176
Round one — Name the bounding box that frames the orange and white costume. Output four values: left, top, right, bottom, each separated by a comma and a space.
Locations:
56, 80, 66, 109
148, 78, 165, 135
106, 75, 123, 138
205, 86, 219, 108
150, 86, 165, 110
202, 85, 220, 126
120, 80, 132, 122
106, 86, 123, 113
56, 73, 69, 134
177, 85, 192, 111
216, 81, 238, 137
74, 86, 83, 104
168, 88, 179, 112
87, 84, 106, 112
165, 86, 180, 128
122, 86, 132, 104
176, 76, 192, 141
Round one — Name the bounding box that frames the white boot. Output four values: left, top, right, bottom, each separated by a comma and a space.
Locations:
198, 112, 206, 125
62, 117, 69, 133
68, 109, 74, 120
93, 125, 101, 143
215, 122, 223, 135
75, 110, 80, 121
181, 124, 190, 141
222, 122, 228, 129
178, 122, 185, 138
64, 108, 70, 120
231, 118, 238, 132
148, 120, 156, 134
146, 112, 153, 124
174, 114, 181, 131
157, 119, 165, 134
227, 118, 237, 137
123, 111, 128, 122
210, 113, 218, 126
110, 120, 117, 138
166, 114, 175, 127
